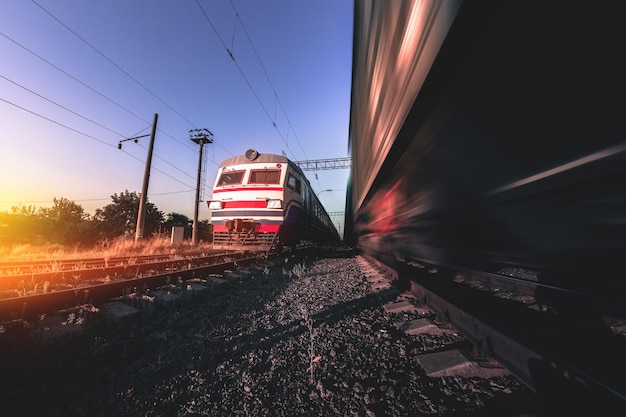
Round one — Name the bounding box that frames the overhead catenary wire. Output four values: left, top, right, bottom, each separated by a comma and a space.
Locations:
0, 30, 190, 153
228, 0, 309, 161
2, 2, 344, 217
16, 1, 307, 165
134, 142, 198, 184
201, 1, 327, 195
226, 0, 326, 193
0, 31, 151, 126
0, 62, 208, 205
195, 0, 299, 161
0, 96, 196, 193
29, 0, 237, 160
0, 73, 127, 139
3, 27, 198, 155
112, 141, 197, 191
0, 97, 117, 149
0, 31, 222, 159
0, 72, 201, 189
31, 0, 196, 128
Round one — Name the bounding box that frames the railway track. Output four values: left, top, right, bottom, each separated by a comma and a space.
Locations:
0, 251, 225, 275
2, 245, 624, 415
1, 246, 540, 417
0, 249, 278, 322
362, 252, 626, 416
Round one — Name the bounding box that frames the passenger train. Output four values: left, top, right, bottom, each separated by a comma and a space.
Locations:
348, 0, 626, 293
347, 1, 626, 412
207, 149, 339, 251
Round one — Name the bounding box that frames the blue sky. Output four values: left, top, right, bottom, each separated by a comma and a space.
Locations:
0, 0, 353, 232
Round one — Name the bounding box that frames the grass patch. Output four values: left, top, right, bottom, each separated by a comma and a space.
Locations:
0, 237, 215, 262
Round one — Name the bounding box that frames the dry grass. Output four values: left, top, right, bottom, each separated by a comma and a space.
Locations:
0, 237, 214, 262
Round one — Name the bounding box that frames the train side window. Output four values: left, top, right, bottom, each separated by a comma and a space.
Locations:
249, 169, 280, 184
217, 170, 245, 185
287, 174, 302, 194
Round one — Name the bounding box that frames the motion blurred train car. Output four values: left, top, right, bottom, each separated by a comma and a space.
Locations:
348, 0, 626, 293
208, 149, 339, 251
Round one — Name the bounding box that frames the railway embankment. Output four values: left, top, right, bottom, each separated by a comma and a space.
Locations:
0, 247, 537, 417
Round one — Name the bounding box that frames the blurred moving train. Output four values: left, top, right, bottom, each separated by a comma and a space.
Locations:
207, 149, 339, 251
347, 0, 626, 293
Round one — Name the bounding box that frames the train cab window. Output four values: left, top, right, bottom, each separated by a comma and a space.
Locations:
249, 169, 281, 184
217, 170, 245, 186
287, 173, 302, 194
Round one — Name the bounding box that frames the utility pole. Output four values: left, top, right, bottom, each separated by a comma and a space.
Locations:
135, 113, 158, 242
190, 128, 214, 245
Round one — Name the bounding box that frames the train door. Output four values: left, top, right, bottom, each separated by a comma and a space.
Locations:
305, 188, 312, 237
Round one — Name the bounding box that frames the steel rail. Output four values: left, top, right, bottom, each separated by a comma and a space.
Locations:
0, 252, 249, 290
0, 250, 230, 272
0, 252, 267, 321
363, 253, 626, 416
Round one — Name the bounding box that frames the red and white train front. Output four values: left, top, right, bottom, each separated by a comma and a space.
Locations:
207, 149, 304, 250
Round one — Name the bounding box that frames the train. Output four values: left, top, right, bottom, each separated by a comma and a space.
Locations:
207, 148, 340, 251
348, 0, 626, 294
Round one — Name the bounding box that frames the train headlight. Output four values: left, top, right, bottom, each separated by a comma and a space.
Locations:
208, 201, 223, 209
266, 199, 283, 209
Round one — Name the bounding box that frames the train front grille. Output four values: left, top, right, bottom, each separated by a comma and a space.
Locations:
213, 231, 276, 246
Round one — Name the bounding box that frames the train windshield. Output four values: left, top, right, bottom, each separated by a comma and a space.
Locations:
249, 169, 281, 184
217, 170, 245, 186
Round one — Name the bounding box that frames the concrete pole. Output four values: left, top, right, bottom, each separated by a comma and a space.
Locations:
135, 113, 158, 242
192, 139, 204, 245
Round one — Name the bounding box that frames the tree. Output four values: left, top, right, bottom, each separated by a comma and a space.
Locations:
10, 204, 38, 216
94, 190, 164, 239
164, 212, 191, 228
39, 197, 94, 244
0, 205, 43, 246
40, 197, 89, 223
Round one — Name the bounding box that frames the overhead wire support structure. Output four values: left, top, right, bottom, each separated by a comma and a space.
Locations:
117, 134, 150, 149
190, 128, 214, 245
119, 113, 158, 243
293, 157, 351, 171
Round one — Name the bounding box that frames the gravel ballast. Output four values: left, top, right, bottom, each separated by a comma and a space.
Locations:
1, 249, 538, 416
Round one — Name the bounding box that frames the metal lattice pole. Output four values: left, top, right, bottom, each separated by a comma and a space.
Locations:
190, 129, 214, 245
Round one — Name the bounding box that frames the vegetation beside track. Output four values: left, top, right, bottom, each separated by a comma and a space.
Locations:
1, 192, 211, 248
0, 236, 215, 263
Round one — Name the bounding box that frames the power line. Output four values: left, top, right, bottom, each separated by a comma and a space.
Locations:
0, 31, 207, 159
30, 1, 238, 161
0, 9, 234, 210
195, 0, 299, 161
0, 95, 196, 192
117, 150, 196, 192
5, 3, 337, 210
31, 0, 197, 128
228, 0, 309, 160
118, 141, 196, 191
0, 97, 117, 149
134, 142, 197, 183
0, 75, 199, 190
0, 31, 152, 125
224, 1, 327, 194
0, 73, 127, 138
7, 3, 286, 165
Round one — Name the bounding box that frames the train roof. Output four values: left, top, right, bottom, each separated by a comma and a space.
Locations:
219, 152, 288, 167
218, 150, 307, 179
